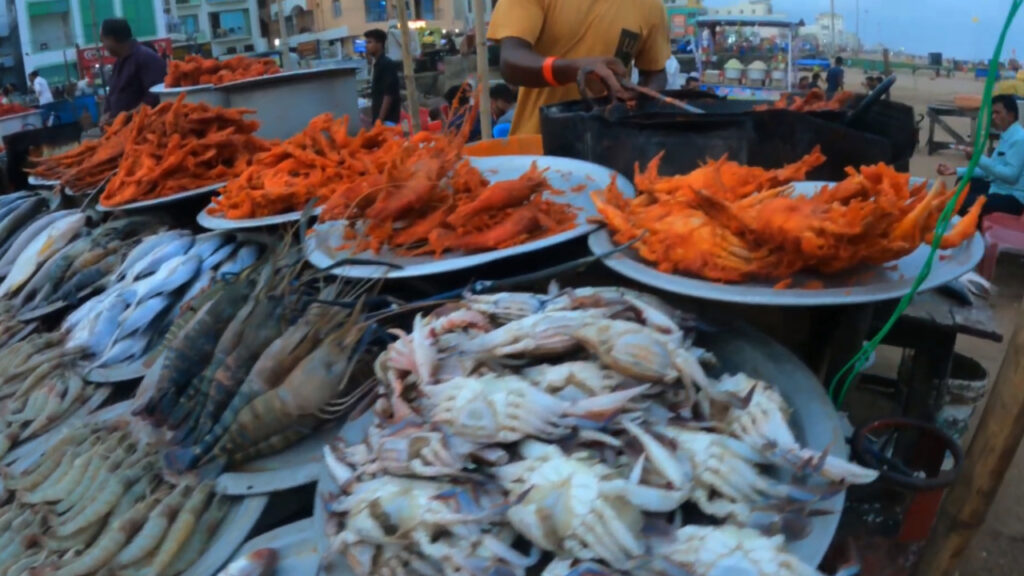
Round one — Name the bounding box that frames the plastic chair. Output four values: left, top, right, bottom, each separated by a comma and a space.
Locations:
979, 212, 1024, 280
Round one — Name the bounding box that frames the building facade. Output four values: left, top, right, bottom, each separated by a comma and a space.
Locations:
167, 0, 266, 58
18, 0, 167, 82
798, 12, 860, 53
311, 0, 463, 39
705, 0, 773, 17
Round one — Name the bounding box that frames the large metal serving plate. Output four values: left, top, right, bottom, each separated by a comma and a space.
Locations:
216, 65, 361, 140
27, 175, 59, 187
589, 180, 985, 306
198, 205, 321, 230
304, 155, 631, 279
311, 323, 845, 572
216, 424, 337, 496
229, 518, 319, 576
96, 181, 226, 212
150, 82, 229, 108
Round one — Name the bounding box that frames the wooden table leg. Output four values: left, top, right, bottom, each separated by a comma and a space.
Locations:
927, 110, 938, 155
915, 301, 1024, 576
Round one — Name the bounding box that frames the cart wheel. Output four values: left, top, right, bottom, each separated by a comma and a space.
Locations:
852, 417, 963, 491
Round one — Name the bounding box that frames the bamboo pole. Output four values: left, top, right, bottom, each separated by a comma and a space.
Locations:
472, 0, 492, 140
394, 0, 421, 132
915, 300, 1024, 576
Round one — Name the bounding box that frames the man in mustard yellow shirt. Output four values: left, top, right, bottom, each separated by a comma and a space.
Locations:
487, 0, 671, 135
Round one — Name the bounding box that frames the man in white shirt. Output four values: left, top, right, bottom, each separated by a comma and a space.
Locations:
28, 71, 53, 105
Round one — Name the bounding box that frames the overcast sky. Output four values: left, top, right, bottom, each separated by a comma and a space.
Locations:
704, 0, 1024, 60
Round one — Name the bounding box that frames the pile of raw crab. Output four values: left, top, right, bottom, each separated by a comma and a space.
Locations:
320, 286, 878, 575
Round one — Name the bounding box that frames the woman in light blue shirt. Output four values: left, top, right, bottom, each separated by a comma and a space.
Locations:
938, 94, 1024, 219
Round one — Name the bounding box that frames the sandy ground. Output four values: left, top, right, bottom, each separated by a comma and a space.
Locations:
844, 67, 1024, 575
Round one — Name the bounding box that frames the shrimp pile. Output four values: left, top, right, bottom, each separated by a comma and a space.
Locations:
755, 89, 855, 112
0, 424, 234, 576
28, 114, 133, 193
100, 95, 269, 208
134, 240, 381, 476
320, 286, 876, 575
592, 148, 984, 283
0, 334, 103, 460
165, 55, 281, 87
318, 137, 579, 257
208, 114, 403, 220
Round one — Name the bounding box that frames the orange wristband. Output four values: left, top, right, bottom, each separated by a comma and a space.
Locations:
542, 57, 560, 87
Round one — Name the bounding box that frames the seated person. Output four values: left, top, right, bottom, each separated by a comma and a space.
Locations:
810, 72, 823, 90
443, 83, 482, 141
864, 76, 880, 92
684, 73, 701, 89
937, 94, 1024, 219
490, 82, 518, 125
797, 75, 811, 91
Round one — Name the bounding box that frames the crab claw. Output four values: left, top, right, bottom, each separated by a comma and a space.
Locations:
323, 445, 356, 487
765, 443, 880, 485
565, 384, 652, 423
746, 508, 833, 541
621, 419, 691, 488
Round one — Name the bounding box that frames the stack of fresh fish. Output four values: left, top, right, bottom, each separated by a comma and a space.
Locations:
63, 230, 264, 373
14, 215, 178, 316
0, 422, 237, 576
133, 244, 381, 475
0, 332, 102, 459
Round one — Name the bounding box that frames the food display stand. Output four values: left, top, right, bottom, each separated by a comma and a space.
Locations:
0, 32, 1019, 576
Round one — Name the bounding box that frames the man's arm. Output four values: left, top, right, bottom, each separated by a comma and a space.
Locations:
497, 38, 629, 97
378, 95, 395, 122
488, 0, 629, 99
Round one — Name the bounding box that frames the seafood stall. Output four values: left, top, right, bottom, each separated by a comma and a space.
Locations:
0, 65, 1000, 576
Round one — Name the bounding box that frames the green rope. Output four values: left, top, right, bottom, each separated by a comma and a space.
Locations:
828, 1, 1024, 407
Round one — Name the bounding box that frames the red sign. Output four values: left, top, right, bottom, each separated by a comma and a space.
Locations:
671, 14, 688, 38
77, 38, 173, 81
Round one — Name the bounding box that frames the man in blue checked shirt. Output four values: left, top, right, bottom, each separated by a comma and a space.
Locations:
938, 94, 1024, 220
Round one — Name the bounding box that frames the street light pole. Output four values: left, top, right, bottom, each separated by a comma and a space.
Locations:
855, 0, 860, 55
830, 0, 837, 56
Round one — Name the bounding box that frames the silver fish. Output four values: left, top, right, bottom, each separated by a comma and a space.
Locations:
178, 268, 215, 309
116, 294, 174, 340
63, 291, 106, 333
188, 233, 229, 263
77, 291, 131, 356
0, 213, 87, 297
217, 244, 261, 278
0, 191, 34, 209
0, 196, 47, 248
129, 254, 201, 307
217, 548, 277, 576
123, 234, 195, 283
201, 242, 237, 274
114, 230, 191, 282
89, 335, 150, 371
0, 198, 29, 229
0, 208, 77, 274
17, 232, 93, 308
